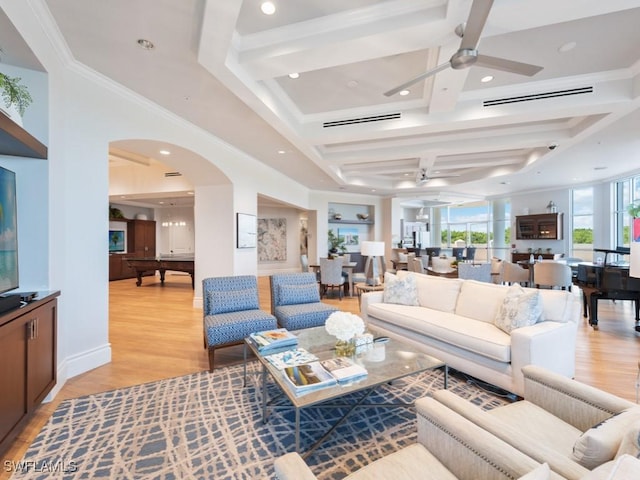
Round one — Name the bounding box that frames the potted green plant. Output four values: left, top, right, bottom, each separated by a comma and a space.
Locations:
0, 72, 33, 119
328, 229, 347, 256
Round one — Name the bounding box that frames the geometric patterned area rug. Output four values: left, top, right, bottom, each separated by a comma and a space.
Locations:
12, 362, 512, 480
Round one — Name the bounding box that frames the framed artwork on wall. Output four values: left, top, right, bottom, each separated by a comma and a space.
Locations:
258, 218, 287, 261
237, 213, 257, 248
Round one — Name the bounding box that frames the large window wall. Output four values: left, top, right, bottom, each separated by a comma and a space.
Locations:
435, 200, 511, 261
571, 187, 594, 261
614, 176, 640, 247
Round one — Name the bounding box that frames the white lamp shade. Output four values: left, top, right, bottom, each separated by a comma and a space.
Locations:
361, 241, 385, 257
630, 242, 640, 278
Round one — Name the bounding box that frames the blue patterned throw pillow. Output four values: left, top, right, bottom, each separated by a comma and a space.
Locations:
278, 283, 320, 306
493, 284, 543, 334
209, 289, 259, 314
383, 272, 419, 306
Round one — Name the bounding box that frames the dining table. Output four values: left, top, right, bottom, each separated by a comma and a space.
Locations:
309, 261, 358, 297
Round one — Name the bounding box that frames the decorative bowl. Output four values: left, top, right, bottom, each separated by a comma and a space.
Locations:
356, 213, 369, 220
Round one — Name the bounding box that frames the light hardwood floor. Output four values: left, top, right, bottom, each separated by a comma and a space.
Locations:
2, 274, 639, 478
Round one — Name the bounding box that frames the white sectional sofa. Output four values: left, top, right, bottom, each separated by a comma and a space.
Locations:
360, 271, 581, 396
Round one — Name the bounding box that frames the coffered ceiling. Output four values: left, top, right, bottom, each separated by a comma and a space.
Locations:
4, 0, 640, 206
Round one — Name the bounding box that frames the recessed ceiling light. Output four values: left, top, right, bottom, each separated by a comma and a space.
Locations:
500, 181, 510, 185
187, 191, 194, 195
558, 41, 577, 53
261, 2, 276, 15
137, 38, 154, 50
277, 150, 286, 154
347, 80, 359, 88
159, 149, 171, 155
288, 72, 299, 79
481, 75, 494, 83
399, 89, 410, 96
594, 166, 608, 171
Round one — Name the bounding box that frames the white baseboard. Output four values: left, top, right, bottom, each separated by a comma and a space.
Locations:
44, 343, 112, 402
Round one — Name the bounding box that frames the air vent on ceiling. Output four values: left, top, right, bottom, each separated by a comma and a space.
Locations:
323, 112, 401, 128
164, 172, 182, 177
483, 86, 593, 107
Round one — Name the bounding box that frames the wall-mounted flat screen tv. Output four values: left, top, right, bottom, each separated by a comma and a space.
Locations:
109, 230, 125, 253
0, 166, 19, 295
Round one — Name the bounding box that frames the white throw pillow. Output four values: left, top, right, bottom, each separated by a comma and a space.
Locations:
517, 463, 550, 480
493, 284, 544, 334
383, 272, 419, 306
572, 408, 640, 469
397, 252, 408, 262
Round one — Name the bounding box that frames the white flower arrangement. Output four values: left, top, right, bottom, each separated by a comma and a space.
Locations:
325, 312, 365, 341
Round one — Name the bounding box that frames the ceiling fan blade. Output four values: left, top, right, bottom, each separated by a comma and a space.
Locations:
459, 0, 494, 50
384, 61, 451, 97
475, 54, 543, 76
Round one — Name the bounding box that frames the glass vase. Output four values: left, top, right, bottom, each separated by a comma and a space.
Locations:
335, 338, 356, 357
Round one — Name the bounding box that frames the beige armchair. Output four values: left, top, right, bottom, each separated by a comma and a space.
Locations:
432, 365, 638, 479
431, 256, 456, 273
502, 260, 530, 286
533, 261, 573, 290
274, 393, 558, 480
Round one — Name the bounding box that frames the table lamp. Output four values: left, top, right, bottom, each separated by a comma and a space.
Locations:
361, 241, 385, 286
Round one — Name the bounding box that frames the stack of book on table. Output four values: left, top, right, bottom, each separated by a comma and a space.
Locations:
248, 328, 298, 353
283, 357, 368, 394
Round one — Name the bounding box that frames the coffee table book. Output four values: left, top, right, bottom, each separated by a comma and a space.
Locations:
320, 357, 368, 382
283, 362, 337, 393
248, 328, 298, 352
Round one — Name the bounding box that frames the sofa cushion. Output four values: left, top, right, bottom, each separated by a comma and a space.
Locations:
517, 463, 550, 480
208, 288, 259, 314
383, 272, 419, 306
580, 454, 640, 480
410, 272, 463, 313
494, 284, 544, 334
365, 303, 512, 362
572, 408, 640, 469
488, 401, 582, 459
347, 443, 458, 480
616, 419, 640, 458
277, 283, 320, 306
455, 280, 509, 323
538, 289, 572, 323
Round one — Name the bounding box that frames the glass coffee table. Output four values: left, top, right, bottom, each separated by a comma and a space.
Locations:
245, 326, 446, 458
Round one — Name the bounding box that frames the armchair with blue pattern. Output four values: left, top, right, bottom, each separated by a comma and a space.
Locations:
203, 275, 277, 372
269, 272, 339, 331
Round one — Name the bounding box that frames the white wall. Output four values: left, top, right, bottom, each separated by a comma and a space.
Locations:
2, 0, 317, 392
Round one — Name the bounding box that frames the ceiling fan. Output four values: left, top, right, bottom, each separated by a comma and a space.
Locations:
416, 168, 459, 186
384, 0, 543, 97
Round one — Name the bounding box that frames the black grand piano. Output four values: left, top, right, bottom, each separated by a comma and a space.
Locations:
573, 247, 640, 331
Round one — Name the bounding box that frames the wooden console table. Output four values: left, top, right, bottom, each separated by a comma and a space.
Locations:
126, 257, 194, 288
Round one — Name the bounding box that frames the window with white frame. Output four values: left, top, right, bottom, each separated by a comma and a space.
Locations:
571, 187, 594, 261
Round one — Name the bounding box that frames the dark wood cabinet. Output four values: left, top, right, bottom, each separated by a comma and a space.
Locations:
109, 220, 156, 281
512, 252, 557, 263
515, 213, 563, 240
0, 292, 59, 455
128, 219, 156, 257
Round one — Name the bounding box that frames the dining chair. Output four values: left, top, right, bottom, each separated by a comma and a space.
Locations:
490, 257, 503, 284
502, 261, 530, 286
457, 262, 492, 282
533, 261, 573, 290
319, 257, 346, 299
431, 256, 456, 273
412, 256, 425, 274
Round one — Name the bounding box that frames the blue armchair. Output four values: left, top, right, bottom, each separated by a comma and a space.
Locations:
203, 275, 277, 372
269, 272, 339, 330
